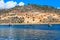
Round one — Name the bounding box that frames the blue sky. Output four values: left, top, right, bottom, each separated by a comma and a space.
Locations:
4, 0, 60, 8
0, 0, 60, 9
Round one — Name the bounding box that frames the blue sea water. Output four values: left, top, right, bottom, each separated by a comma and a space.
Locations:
0, 24, 60, 30
0, 24, 60, 40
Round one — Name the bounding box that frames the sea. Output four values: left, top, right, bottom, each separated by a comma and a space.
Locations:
0, 24, 60, 40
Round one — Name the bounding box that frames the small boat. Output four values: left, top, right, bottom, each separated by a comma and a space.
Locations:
48, 23, 52, 27
9, 24, 12, 27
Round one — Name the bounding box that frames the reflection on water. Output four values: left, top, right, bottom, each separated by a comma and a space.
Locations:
0, 28, 60, 40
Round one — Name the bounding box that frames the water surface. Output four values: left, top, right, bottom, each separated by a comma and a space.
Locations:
0, 24, 60, 40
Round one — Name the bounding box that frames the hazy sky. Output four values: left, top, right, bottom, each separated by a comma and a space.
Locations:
0, 0, 60, 9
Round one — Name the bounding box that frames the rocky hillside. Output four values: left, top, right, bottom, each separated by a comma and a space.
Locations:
0, 4, 60, 24
0, 4, 60, 14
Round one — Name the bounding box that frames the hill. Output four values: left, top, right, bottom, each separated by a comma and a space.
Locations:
0, 4, 59, 14
0, 4, 60, 24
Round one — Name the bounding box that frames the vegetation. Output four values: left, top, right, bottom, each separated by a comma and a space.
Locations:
0, 4, 59, 14
0, 4, 60, 24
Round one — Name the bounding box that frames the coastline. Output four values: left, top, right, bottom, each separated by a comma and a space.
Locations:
0, 23, 60, 25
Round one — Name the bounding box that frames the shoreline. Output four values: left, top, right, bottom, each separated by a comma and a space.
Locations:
0, 23, 60, 25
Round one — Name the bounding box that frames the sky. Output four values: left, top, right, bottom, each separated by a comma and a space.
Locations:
0, 0, 60, 9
